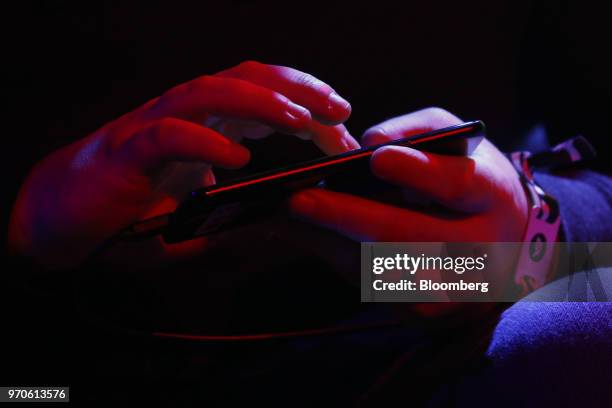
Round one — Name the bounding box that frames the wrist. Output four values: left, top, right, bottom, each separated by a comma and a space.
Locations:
506, 135, 596, 295
509, 151, 561, 295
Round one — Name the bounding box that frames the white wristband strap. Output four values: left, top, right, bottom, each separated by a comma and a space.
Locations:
511, 150, 560, 294
508, 136, 595, 295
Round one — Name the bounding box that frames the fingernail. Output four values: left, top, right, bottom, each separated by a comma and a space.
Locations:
290, 191, 318, 218
341, 130, 360, 152
226, 144, 251, 168
286, 101, 311, 122
366, 127, 386, 137
328, 92, 351, 112
362, 127, 388, 146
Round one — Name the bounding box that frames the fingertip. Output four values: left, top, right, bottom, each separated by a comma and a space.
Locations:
373, 144, 427, 160
370, 145, 393, 179
237, 144, 252, 164
289, 189, 321, 219
370, 145, 426, 180
327, 127, 361, 155
306, 122, 360, 156
342, 132, 361, 151
361, 127, 390, 146
328, 91, 352, 121
225, 144, 252, 169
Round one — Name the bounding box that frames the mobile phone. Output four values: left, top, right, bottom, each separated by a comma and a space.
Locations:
121, 121, 485, 243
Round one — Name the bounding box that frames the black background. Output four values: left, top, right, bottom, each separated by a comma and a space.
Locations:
6, 0, 611, 216
2, 0, 610, 405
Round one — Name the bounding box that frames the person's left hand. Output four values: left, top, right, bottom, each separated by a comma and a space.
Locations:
289, 107, 529, 316
289, 107, 528, 243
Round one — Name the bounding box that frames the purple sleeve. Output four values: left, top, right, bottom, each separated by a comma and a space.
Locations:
535, 169, 612, 242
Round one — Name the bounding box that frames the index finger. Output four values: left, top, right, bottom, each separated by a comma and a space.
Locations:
216, 61, 351, 125
289, 188, 474, 242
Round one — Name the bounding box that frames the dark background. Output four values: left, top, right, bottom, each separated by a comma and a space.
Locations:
5, 0, 611, 219
2, 0, 610, 405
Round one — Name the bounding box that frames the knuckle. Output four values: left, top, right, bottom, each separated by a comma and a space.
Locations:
295, 72, 316, 86
154, 90, 174, 111
421, 106, 461, 125
193, 74, 216, 91
147, 118, 178, 144
217, 75, 252, 96
237, 60, 264, 73
155, 76, 214, 111
422, 106, 450, 116
295, 72, 327, 91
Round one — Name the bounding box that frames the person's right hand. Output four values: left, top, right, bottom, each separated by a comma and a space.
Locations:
9, 61, 358, 269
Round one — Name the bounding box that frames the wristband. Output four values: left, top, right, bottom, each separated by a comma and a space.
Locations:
508, 136, 596, 295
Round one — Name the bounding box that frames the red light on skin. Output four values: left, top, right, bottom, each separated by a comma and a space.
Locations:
206, 151, 372, 195
205, 126, 474, 196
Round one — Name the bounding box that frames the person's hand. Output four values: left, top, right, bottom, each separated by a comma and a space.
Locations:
9, 61, 359, 269
290, 108, 528, 315
290, 107, 528, 243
